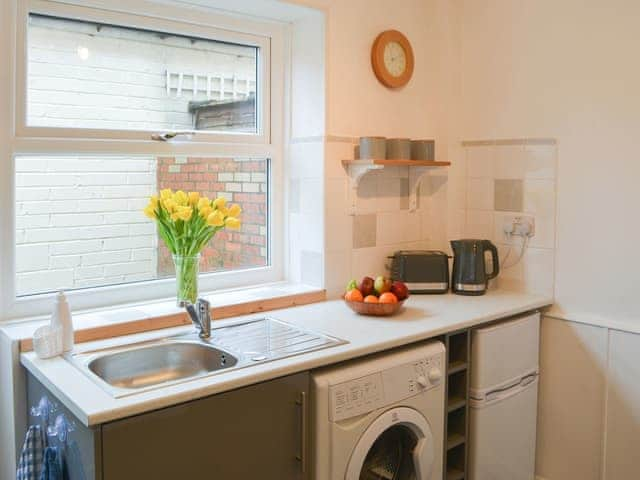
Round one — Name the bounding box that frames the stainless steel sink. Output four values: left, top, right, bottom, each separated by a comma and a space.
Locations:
87, 341, 237, 390
70, 317, 346, 397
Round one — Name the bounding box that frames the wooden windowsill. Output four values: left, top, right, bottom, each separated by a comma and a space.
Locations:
3, 284, 326, 353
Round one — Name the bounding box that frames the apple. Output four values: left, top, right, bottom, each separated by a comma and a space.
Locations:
374, 275, 392, 295
359, 276, 375, 297
346, 279, 358, 292
390, 281, 409, 300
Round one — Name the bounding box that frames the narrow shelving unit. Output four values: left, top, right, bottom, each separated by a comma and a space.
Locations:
341, 159, 451, 212
443, 330, 471, 480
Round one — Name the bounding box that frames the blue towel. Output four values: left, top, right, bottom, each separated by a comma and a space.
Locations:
16, 425, 46, 480
39, 447, 62, 480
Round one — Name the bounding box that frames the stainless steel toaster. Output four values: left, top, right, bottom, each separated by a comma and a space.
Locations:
389, 250, 450, 294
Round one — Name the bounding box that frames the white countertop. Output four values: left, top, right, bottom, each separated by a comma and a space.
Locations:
21, 290, 551, 426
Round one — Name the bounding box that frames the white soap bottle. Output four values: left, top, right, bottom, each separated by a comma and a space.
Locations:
51, 291, 74, 353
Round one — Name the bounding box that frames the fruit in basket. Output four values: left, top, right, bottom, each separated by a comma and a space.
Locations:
346, 279, 358, 292
374, 276, 392, 295
364, 295, 379, 303
359, 276, 375, 297
390, 281, 409, 301
379, 292, 399, 304
345, 289, 364, 302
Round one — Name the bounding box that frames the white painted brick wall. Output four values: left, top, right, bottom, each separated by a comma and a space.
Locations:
15, 156, 158, 296
28, 16, 256, 131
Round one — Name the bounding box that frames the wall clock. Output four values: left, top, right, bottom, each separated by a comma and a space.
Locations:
371, 30, 414, 88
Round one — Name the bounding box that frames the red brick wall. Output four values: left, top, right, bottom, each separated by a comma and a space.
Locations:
156, 156, 268, 276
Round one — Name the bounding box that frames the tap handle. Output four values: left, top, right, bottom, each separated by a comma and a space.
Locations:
197, 298, 211, 318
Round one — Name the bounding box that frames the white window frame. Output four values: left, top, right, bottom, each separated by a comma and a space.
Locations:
0, 0, 288, 320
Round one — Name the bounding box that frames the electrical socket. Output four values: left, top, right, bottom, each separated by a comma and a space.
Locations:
502, 215, 535, 238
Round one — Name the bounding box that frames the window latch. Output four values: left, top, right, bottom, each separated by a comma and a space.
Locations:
151, 131, 194, 141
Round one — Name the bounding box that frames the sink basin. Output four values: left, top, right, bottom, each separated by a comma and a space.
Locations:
87, 341, 237, 390
71, 317, 346, 397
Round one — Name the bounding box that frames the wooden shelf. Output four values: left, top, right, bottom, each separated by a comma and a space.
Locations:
447, 396, 466, 413
342, 159, 450, 212
341, 159, 451, 167
446, 468, 465, 480
448, 361, 468, 375
447, 432, 466, 451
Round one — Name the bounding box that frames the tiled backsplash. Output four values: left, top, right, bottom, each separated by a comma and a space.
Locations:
288, 137, 557, 299
460, 139, 557, 296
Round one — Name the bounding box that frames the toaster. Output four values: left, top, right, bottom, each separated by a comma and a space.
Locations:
389, 250, 450, 294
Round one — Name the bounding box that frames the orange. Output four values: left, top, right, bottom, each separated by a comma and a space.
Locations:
364, 295, 379, 303
345, 289, 364, 302
379, 292, 399, 304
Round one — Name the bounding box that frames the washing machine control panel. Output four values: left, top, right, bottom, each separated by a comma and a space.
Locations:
329, 353, 443, 422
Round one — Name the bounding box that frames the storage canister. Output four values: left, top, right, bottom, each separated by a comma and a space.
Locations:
411, 139, 435, 160
359, 137, 386, 159
386, 138, 411, 159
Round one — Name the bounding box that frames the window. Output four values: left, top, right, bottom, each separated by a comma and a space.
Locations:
2, 0, 285, 319
26, 14, 259, 134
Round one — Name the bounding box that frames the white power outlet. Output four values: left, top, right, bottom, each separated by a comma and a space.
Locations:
503, 215, 535, 238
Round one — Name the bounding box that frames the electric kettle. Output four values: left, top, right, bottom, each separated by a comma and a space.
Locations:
450, 239, 500, 295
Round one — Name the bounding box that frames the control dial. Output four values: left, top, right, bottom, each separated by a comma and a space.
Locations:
416, 375, 429, 388
427, 367, 442, 383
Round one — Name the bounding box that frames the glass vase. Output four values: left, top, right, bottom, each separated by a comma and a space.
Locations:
173, 254, 200, 306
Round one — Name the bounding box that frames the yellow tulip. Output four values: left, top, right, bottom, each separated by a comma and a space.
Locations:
197, 197, 211, 210
199, 205, 213, 219
188, 192, 200, 206
160, 188, 173, 200
143, 205, 156, 219
171, 205, 193, 222
227, 204, 242, 218
162, 198, 177, 213
225, 217, 241, 230
173, 190, 188, 206
213, 197, 227, 209
150, 195, 159, 208
217, 205, 229, 217
207, 211, 225, 227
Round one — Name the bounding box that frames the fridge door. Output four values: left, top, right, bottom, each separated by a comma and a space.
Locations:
469, 377, 538, 480
471, 312, 540, 391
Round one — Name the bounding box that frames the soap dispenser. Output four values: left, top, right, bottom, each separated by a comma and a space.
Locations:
51, 291, 74, 352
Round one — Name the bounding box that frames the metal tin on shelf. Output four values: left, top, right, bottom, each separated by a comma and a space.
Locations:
359, 136, 386, 160
386, 138, 411, 159
411, 140, 435, 161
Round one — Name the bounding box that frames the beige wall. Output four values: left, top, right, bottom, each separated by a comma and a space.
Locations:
457, 1, 640, 479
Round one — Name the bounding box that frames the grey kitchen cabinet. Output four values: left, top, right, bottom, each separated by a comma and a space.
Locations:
26, 371, 310, 480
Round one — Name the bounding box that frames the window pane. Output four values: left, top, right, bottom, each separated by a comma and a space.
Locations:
15, 155, 269, 296
27, 14, 258, 133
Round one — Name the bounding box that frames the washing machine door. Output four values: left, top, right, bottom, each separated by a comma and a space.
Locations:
345, 407, 435, 480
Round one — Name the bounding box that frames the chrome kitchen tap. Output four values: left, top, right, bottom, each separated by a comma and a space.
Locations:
185, 298, 212, 339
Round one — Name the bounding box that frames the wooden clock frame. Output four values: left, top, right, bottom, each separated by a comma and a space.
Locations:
371, 30, 415, 88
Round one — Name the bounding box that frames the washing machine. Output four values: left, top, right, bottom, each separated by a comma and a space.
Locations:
311, 341, 445, 480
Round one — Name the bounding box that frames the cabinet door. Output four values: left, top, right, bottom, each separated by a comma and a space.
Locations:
102, 372, 309, 480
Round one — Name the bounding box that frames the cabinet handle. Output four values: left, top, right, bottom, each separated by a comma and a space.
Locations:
295, 391, 308, 473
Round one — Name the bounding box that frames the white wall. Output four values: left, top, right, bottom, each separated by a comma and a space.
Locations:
456, 1, 640, 478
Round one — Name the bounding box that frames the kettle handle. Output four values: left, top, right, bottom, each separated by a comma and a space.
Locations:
483, 241, 500, 280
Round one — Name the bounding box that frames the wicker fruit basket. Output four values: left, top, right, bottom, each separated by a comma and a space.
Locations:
344, 299, 406, 317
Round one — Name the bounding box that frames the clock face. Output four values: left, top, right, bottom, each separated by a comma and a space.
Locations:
383, 41, 407, 77
371, 30, 414, 88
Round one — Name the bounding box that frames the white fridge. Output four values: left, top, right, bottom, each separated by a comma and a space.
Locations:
468, 312, 540, 480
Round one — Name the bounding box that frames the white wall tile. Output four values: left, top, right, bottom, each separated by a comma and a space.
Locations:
324, 250, 352, 298
326, 213, 352, 253
289, 141, 324, 180
493, 144, 526, 179
354, 172, 379, 214
377, 211, 408, 246
525, 144, 556, 179
351, 246, 388, 280
466, 178, 494, 210
524, 179, 556, 217
522, 247, 555, 297
466, 145, 494, 178
325, 140, 354, 179
466, 209, 494, 238
300, 178, 324, 215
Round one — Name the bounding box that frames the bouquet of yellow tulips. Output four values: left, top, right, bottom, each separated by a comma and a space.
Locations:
143, 189, 242, 305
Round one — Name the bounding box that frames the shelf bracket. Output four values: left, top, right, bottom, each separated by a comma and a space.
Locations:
343, 161, 384, 215
408, 166, 432, 212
